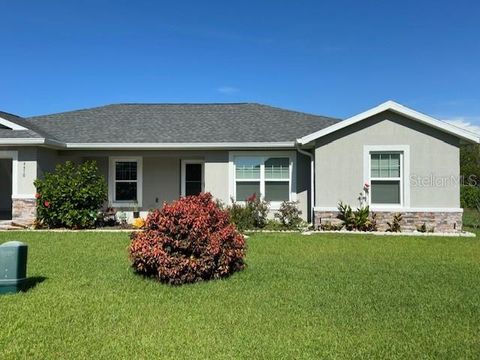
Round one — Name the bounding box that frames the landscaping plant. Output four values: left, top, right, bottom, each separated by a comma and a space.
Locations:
337, 202, 355, 230
132, 217, 145, 229
417, 223, 427, 233
34, 161, 107, 229
386, 213, 403, 232
337, 202, 377, 231
416, 222, 435, 233
228, 194, 269, 231
274, 201, 303, 229
129, 193, 246, 285
319, 222, 343, 231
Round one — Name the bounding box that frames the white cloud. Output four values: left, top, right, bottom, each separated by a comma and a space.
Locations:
442, 117, 480, 135
217, 86, 239, 94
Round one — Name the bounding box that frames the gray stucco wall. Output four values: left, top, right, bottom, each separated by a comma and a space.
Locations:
37, 147, 59, 178
315, 110, 461, 209
204, 151, 230, 204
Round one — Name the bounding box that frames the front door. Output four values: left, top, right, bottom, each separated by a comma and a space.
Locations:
0, 159, 12, 220
181, 161, 204, 197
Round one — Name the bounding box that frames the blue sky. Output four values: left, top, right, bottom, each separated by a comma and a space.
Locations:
1, 0, 479, 130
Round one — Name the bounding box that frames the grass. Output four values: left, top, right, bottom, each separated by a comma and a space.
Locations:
0, 231, 479, 359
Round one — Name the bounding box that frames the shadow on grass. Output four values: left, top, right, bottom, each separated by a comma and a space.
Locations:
21, 276, 47, 292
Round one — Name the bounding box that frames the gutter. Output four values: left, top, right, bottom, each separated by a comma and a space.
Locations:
63, 142, 296, 150
295, 140, 315, 224
0, 139, 295, 150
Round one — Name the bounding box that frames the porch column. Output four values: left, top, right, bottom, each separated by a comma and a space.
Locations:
8, 149, 38, 226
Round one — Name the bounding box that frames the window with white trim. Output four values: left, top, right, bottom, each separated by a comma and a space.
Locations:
109, 157, 142, 206
234, 156, 291, 202
370, 152, 402, 205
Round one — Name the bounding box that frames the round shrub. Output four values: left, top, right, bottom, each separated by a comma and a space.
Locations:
129, 193, 246, 285
34, 161, 107, 229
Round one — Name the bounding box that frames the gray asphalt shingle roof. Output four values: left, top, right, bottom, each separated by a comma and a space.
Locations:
3, 103, 339, 144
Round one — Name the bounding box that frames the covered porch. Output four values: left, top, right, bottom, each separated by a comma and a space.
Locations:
54, 150, 231, 219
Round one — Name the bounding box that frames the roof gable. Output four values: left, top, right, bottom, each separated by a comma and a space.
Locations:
297, 101, 480, 145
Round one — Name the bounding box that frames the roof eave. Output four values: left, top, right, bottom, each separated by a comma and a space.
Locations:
0, 139, 296, 149
63, 141, 296, 150
0, 138, 46, 145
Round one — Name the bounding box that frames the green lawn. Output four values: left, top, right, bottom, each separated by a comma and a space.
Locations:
0, 232, 479, 359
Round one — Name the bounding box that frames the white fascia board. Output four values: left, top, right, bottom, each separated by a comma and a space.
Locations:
0, 138, 64, 148
298, 100, 480, 145
0, 138, 46, 145
0, 117, 28, 130
0, 139, 295, 149
64, 142, 296, 150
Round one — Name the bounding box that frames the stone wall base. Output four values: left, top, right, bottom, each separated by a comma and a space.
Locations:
315, 210, 462, 233
12, 198, 36, 227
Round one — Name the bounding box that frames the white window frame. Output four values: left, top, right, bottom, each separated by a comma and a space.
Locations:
363, 145, 410, 209
109, 157, 143, 207
228, 151, 296, 210
181, 159, 205, 197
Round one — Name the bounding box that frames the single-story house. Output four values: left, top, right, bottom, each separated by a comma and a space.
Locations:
0, 100, 478, 231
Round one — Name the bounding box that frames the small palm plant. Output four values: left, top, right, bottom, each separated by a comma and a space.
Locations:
386, 213, 403, 232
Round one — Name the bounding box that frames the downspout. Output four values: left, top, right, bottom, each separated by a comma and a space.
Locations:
295, 140, 315, 224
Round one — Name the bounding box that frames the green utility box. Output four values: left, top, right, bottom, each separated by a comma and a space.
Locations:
0, 241, 28, 294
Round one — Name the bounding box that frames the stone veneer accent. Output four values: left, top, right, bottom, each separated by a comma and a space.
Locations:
315, 210, 463, 233
12, 198, 36, 226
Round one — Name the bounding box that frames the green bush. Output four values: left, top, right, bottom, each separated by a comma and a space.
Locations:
337, 202, 355, 230
35, 161, 107, 229
337, 202, 377, 231
274, 201, 303, 230
263, 219, 285, 230
228, 194, 269, 231
460, 185, 480, 209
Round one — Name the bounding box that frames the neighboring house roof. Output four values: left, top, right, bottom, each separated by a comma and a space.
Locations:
297, 101, 480, 144
24, 103, 338, 147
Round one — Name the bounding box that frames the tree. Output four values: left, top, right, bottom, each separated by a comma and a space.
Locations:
460, 144, 480, 186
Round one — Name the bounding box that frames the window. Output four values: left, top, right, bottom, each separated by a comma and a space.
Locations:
181, 160, 204, 197
109, 157, 142, 206
232, 155, 293, 203
370, 153, 402, 205
264, 157, 289, 201
235, 157, 261, 200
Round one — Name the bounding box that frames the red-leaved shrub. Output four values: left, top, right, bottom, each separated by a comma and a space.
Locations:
129, 193, 246, 285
